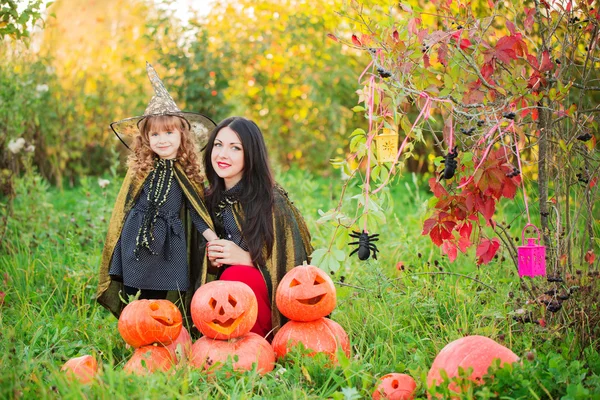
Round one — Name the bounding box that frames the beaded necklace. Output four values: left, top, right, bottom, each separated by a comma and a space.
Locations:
134, 158, 175, 259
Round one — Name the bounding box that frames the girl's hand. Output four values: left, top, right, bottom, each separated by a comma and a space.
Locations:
207, 239, 253, 267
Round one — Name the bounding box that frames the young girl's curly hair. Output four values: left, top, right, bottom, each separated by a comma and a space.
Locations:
128, 115, 204, 185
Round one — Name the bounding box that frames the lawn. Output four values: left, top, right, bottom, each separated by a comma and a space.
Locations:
1, 170, 598, 399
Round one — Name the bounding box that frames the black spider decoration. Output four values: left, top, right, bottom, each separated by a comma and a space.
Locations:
348, 230, 380, 260
440, 146, 459, 180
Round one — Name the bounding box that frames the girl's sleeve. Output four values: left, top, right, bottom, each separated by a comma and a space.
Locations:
187, 200, 211, 234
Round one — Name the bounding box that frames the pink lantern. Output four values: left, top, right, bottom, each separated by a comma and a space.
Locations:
517, 224, 546, 277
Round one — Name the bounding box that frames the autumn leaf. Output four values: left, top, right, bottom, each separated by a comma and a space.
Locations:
584, 250, 596, 265
459, 38, 472, 50
428, 177, 448, 197
476, 238, 500, 265
442, 240, 458, 262
351, 34, 362, 46
524, 8, 535, 33
327, 33, 338, 42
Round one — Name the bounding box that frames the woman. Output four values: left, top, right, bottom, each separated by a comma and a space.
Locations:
201, 117, 313, 339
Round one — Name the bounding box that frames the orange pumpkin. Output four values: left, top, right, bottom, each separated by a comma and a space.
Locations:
271, 317, 350, 363
190, 332, 275, 375
165, 326, 193, 363
427, 335, 519, 396
123, 345, 175, 375
276, 265, 336, 322
118, 299, 182, 348
372, 373, 417, 400
61, 355, 98, 384
191, 280, 258, 340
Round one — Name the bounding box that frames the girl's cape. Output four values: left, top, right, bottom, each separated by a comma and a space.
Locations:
206, 185, 313, 333
96, 163, 214, 320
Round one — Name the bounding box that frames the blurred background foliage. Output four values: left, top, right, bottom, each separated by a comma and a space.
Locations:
0, 0, 395, 187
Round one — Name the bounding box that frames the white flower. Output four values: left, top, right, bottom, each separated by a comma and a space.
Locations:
98, 179, 110, 189
25, 145, 35, 153
36, 84, 49, 93
8, 138, 26, 154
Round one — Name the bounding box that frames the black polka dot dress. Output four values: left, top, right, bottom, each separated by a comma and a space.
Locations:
109, 162, 209, 291
216, 182, 249, 252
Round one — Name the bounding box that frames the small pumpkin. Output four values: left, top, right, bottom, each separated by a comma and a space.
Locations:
118, 299, 182, 348
427, 335, 519, 397
123, 345, 175, 375
191, 280, 258, 340
275, 264, 336, 322
190, 332, 275, 375
61, 355, 98, 384
165, 326, 193, 363
271, 317, 350, 363
372, 373, 417, 400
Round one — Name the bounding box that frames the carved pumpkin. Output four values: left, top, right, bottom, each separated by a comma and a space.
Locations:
427, 335, 519, 396
271, 317, 351, 363
190, 332, 275, 375
118, 299, 182, 348
191, 280, 258, 340
372, 373, 417, 400
165, 326, 193, 363
276, 264, 336, 322
123, 345, 175, 375
61, 355, 98, 384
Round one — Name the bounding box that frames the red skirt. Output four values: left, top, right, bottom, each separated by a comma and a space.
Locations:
219, 265, 272, 339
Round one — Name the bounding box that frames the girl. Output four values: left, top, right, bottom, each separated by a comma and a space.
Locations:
202, 117, 313, 339
96, 63, 217, 318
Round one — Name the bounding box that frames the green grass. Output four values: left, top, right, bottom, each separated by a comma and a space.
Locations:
1, 170, 599, 399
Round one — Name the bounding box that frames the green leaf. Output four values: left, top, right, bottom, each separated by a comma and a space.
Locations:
352, 105, 365, 112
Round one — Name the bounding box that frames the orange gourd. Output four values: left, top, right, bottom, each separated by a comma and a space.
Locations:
271, 317, 350, 363
118, 299, 182, 348
191, 280, 258, 340
275, 264, 336, 322
190, 332, 275, 375
372, 373, 417, 400
123, 345, 175, 375
427, 335, 519, 396
61, 355, 98, 384
165, 326, 193, 363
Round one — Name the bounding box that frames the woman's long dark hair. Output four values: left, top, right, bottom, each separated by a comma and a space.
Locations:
203, 117, 275, 266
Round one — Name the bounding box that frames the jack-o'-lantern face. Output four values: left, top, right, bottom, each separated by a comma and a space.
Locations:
191, 280, 258, 340
276, 265, 336, 321
118, 300, 183, 348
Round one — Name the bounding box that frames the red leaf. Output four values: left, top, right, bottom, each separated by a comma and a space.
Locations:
442, 241, 458, 262
476, 238, 500, 265
408, 18, 421, 35
351, 34, 362, 47
393, 30, 399, 42
585, 250, 596, 265
327, 33, 339, 42
524, 8, 535, 33
438, 42, 449, 66
429, 177, 448, 197
422, 217, 437, 235
459, 38, 472, 50
590, 177, 598, 188
506, 20, 517, 35
423, 53, 431, 68
459, 222, 473, 239
539, 50, 554, 72
458, 236, 471, 253
430, 226, 444, 246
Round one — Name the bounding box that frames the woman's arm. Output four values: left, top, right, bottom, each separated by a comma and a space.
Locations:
207, 239, 254, 267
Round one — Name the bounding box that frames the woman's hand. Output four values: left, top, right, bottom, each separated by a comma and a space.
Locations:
207, 239, 253, 267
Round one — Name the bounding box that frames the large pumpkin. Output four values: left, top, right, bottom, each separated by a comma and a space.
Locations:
372, 373, 417, 400
275, 264, 336, 322
190, 332, 275, 375
165, 326, 193, 363
123, 345, 175, 375
271, 317, 350, 363
118, 299, 182, 348
61, 355, 98, 384
191, 280, 258, 340
427, 335, 519, 396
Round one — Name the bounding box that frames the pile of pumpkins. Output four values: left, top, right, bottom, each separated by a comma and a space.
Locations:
62, 264, 519, 399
